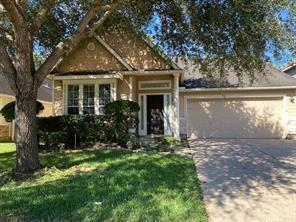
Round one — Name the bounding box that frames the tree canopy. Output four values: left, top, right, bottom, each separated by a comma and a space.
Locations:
1, 0, 295, 79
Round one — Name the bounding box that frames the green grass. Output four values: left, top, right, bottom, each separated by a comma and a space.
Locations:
0, 143, 207, 221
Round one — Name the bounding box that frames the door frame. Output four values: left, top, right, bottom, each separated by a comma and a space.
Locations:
138, 93, 173, 136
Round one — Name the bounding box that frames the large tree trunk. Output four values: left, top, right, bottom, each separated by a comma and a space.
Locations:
14, 90, 41, 174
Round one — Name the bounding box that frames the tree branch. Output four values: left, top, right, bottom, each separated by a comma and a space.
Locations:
30, 0, 60, 35
0, 0, 25, 30
0, 44, 18, 93
15, 0, 28, 18
77, 0, 125, 33
35, 0, 126, 86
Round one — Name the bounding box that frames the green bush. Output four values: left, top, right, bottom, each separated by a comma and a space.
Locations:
47, 131, 67, 151
38, 100, 140, 150
125, 134, 140, 150
0, 101, 44, 122
38, 115, 106, 149
104, 100, 140, 146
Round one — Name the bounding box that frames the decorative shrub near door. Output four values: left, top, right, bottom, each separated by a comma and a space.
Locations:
38, 100, 140, 150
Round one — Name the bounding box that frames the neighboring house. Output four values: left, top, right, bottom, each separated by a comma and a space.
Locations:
51, 25, 296, 140
0, 74, 53, 141
283, 61, 296, 78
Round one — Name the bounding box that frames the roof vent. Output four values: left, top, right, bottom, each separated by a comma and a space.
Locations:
87, 42, 96, 51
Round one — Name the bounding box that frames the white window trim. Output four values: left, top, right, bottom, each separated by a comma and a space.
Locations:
63, 79, 116, 115
139, 80, 171, 90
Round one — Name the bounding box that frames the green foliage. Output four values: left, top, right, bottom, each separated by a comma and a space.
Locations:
47, 132, 67, 151
104, 100, 140, 146
0, 146, 207, 221
125, 134, 140, 150
38, 101, 140, 149
155, 137, 189, 152
0, 101, 44, 122
38, 115, 106, 149
2, 1, 293, 77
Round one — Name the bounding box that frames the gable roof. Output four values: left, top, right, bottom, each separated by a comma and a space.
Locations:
0, 73, 52, 102
177, 58, 296, 89
54, 26, 181, 75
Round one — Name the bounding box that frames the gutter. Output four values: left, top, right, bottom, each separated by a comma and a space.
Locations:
51, 70, 184, 80
282, 64, 296, 72
179, 86, 296, 92
122, 70, 183, 76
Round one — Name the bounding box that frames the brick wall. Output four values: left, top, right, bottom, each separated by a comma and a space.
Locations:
0, 124, 10, 141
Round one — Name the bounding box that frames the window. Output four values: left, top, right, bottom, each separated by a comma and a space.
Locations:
67, 85, 79, 115
83, 84, 95, 114
139, 80, 171, 90
66, 82, 113, 115
99, 84, 111, 114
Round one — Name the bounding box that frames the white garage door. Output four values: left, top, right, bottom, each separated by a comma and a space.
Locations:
187, 98, 285, 139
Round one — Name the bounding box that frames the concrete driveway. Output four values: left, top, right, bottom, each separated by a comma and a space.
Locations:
189, 139, 296, 222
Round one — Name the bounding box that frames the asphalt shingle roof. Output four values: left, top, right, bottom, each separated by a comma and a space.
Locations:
177, 58, 296, 89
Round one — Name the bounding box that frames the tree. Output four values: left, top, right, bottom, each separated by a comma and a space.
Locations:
0, 0, 294, 174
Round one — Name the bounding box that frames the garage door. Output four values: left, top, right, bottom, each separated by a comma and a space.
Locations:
187, 98, 285, 139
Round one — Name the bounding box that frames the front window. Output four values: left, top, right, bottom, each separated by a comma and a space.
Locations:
66, 82, 113, 115
83, 84, 95, 114
67, 85, 79, 115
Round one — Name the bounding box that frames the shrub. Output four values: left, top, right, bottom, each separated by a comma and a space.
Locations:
47, 131, 67, 151
104, 100, 140, 146
0, 101, 44, 122
38, 101, 140, 149
38, 115, 106, 150
125, 134, 140, 150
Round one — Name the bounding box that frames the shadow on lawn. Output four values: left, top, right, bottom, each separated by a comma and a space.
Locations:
0, 151, 16, 173
0, 150, 206, 221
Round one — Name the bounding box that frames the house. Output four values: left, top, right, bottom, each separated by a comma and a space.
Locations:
283, 61, 296, 77
0, 74, 53, 141
51, 25, 296, 139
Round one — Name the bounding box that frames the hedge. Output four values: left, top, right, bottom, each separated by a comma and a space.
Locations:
38, 100, 140, 150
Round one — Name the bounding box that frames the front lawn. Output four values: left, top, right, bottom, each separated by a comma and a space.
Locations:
0, 143, 207, 221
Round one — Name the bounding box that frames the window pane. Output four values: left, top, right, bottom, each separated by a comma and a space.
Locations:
140, 81, 170, 89
83, 107, 95, 115
99, 84, 111, 106
68, 85, 79, 106
68, 85, 79, 115
68, 107, 79, 115
83, 84, 95, 114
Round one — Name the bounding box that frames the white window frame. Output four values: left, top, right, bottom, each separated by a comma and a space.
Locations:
63, 79, 117, 115
139, 80, 171, 90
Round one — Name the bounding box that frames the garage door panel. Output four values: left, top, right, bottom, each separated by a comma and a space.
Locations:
187, 98, 284, 139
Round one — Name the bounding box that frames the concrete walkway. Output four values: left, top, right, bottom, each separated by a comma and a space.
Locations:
189, 139, 296, 222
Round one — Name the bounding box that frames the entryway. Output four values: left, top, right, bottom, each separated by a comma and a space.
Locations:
138, 93, 173, 136
147, 95, 164, 135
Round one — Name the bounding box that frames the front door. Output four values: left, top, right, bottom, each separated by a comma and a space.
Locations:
147, 95, 164, 135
